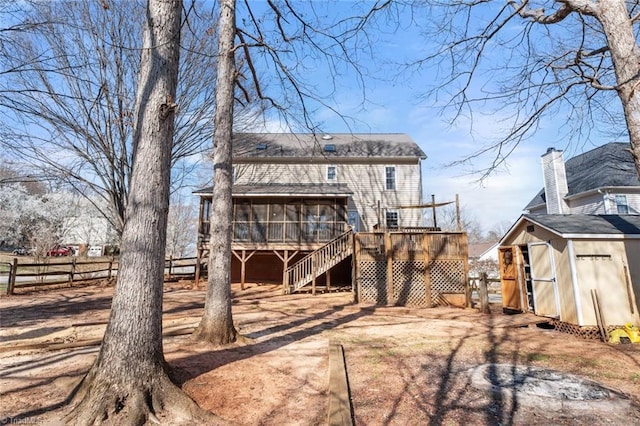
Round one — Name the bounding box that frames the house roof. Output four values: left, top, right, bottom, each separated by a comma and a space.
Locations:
501, 214, 640, 243
468, 242, 498, 259
232, 133, 427, 160
194, 183, 353, 197
525, 142, 640, 209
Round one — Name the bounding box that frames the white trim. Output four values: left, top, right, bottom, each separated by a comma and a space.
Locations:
567, 239, 584, 326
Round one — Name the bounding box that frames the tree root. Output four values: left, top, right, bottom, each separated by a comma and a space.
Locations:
64, 363, 226, 425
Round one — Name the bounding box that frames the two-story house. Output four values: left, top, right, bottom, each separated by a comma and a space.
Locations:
525, 143, 640, 215
195, 132, 427, 291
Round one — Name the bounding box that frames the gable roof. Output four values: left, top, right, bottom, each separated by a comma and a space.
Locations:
501, 214, 640, 243
232, 133, 426, 160
525, 142, 640, 209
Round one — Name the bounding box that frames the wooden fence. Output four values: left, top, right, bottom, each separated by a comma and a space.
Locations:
0, 256, 198, 295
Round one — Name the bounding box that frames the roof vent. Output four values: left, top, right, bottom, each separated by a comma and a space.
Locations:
324, 144, 336, 152
256, 143, 267, 150
322, 134, 333, 140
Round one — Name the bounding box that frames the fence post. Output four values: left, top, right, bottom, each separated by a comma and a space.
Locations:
479, 272, 490, 314
107, 256, 114, 281
8, 258, 17, 295
69, 258, 76, 285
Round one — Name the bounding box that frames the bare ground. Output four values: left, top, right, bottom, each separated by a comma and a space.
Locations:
1, 281, 640, 425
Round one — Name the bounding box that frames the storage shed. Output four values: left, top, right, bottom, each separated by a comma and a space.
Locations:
499, 214, 640, 338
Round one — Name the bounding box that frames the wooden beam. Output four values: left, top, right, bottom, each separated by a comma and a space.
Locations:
385, 232, 393, 305
327, 342, 354, 426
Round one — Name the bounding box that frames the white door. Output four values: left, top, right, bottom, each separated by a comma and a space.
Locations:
528, 242, 560, 318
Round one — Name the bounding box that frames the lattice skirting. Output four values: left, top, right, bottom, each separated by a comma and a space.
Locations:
358, 261, 388, 305
428, 260, 465, 301
551, 319, 618, 340
358, 259, 467, 307
392, 261, 427, 306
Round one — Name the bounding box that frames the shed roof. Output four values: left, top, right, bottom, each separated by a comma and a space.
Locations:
232, 133, 427, 160
501, 214, 640, 243
194, 183, 353, 197
525, 142, 640, 209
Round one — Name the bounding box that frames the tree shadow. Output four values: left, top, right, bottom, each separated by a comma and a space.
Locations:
170, 304, 377, 385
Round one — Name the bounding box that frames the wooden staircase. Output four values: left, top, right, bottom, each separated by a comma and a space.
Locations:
285, 229, 354, 294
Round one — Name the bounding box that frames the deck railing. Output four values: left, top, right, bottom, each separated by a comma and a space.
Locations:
284, 228, 353, 293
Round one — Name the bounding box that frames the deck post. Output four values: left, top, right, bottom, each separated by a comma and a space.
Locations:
385, 232, 393, 304
326, 267, 332, 292
240, 250, 246, 290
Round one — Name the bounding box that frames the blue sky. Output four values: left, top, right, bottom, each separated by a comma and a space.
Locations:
244, 1, 621, 233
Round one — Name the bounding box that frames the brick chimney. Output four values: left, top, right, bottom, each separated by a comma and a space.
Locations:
541, 147, 569, 214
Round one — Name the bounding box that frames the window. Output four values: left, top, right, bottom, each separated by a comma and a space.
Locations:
615, 195, 629, 214
385, 166, 396, 190
327, 165, 337, 181
386, 211, 399, 228
324, 143, 336, 152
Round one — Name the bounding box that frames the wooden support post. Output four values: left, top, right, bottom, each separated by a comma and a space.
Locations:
326, 267, 332, 292
422, 234, 432, 308
240, 250, 246, 290
431, 194, 437, 228
385, 232, 393, 304
455, 194, 461, 231
8, 258, 17, 295
278, 250, 289, 294
479, 272, 490, 314
168, 255, 173, 280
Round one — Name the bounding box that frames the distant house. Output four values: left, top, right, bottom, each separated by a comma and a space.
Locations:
525, 143, 640, 215
195, 133, 428, 291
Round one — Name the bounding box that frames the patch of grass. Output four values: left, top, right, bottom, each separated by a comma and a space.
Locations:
526, 352, 551, 363
630, 372, 640, 383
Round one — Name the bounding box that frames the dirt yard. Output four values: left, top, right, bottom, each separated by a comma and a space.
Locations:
1, 280, 640, 425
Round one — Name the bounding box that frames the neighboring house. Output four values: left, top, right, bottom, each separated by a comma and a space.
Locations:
499, 214, 640, 337
195, 132, 427, 289
525, 143, 640, 215
468, 241, 499, 278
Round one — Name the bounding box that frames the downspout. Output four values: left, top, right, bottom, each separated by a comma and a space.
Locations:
567, 239, 584, 326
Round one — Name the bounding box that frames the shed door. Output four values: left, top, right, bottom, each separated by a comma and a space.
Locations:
528, 242, 560, 318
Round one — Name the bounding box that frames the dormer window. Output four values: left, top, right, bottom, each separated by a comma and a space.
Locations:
256, 143, 267, 150
323, 144, 336, 152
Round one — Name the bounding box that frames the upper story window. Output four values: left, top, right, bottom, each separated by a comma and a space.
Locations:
386, 211, 399, 229
385, 166, 396, 190
615, 195, 629, 214
327, 165, 337, 181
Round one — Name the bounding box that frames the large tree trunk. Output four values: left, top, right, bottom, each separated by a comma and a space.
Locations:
65, 1, 217, 423
598, 0, 640, 176
193, 0, 238, 345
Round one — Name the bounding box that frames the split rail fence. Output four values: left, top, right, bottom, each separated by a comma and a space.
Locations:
0, 256, 197, 295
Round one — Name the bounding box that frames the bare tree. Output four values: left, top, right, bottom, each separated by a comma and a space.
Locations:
166, 194, 197, 258
194, 0, 238, 345
0, 0, 227, 237
65, 1, 217, 422
193, 0, 394, 345
409, 1, 640, 177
